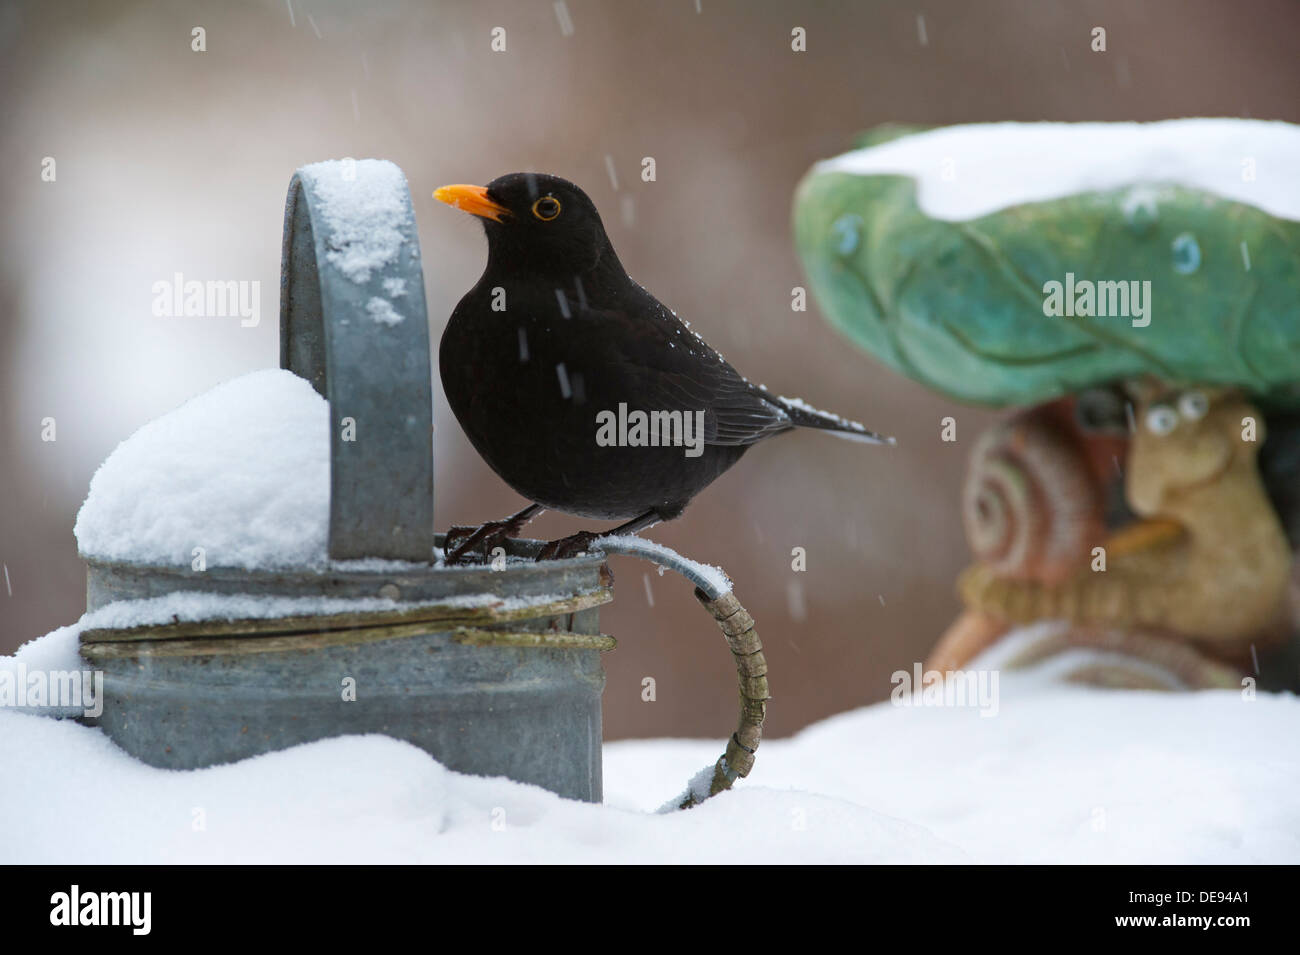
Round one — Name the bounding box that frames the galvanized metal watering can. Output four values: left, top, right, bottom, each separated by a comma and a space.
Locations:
79, 160, 769, 809
79, 161, 613, 801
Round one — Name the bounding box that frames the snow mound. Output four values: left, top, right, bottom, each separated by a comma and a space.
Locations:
74, 369, 331, 570
1, 616, 93, 718
0, 715, 962, 864
608, 682, 1300, 864
817, 119, 1300, 222
2, 670, 1296, 862
5, 621, 82, 675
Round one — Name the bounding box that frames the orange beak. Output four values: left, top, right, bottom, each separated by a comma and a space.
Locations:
433, 184, 511, 222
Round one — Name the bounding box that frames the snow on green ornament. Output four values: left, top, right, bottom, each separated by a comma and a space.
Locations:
793, 119, 1300, 410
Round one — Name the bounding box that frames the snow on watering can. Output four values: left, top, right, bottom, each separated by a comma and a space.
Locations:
74, 160, 612, 801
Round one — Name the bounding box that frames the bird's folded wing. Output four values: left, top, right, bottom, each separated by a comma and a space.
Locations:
589, 313, 792, 446
625, 365, 792, 445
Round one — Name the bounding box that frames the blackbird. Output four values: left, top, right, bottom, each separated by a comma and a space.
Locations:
435, 172, 893, 561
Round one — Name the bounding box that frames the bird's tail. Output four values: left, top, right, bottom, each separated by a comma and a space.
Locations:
776, 395, 895, 446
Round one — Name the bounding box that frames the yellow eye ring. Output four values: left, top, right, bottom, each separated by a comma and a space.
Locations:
532, 196, 561, 221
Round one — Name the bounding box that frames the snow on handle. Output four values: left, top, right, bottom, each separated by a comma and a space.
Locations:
284, 158, 435, 562
297, 159, 410, 284
595, 534, 731, 597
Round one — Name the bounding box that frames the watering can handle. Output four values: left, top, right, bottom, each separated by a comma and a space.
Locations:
279, 162, 435, 562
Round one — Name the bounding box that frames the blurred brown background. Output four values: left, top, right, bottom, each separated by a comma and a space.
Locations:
1, 0, 1297, 739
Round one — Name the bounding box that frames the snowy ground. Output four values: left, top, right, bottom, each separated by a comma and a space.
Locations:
2, 673, 1295, 864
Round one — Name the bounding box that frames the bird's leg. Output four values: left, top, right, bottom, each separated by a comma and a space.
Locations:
535, 510, 662, 562
444, 503, 545, 565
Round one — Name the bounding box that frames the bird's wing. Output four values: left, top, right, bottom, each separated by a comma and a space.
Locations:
578, 307, 792, 447
624, 362, 793, 446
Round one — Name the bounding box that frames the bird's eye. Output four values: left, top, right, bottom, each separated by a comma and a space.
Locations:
1145, 405, 1178, 436
1178, 391, 1208, 421
532, 196, 561, 221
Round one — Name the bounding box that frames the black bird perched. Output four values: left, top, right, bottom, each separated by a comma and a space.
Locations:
435, 172, 893, 561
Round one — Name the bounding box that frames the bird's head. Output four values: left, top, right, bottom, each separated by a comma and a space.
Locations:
434, 172, 615, 275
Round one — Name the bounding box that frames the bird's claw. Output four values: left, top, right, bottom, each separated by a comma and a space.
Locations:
535, 531, 602, 562
444, 517, 528, 565
443, 524, 479, 552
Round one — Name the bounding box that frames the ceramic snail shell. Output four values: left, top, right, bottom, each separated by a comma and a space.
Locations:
961, 409, 1105, 585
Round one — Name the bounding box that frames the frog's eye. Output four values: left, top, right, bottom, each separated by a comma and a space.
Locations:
532, 196, 561, 221
1178, 391, 1208, 422
1145, 405, 1178, 436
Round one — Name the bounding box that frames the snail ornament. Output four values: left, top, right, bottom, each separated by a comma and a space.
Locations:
959, 384, 1292, 653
